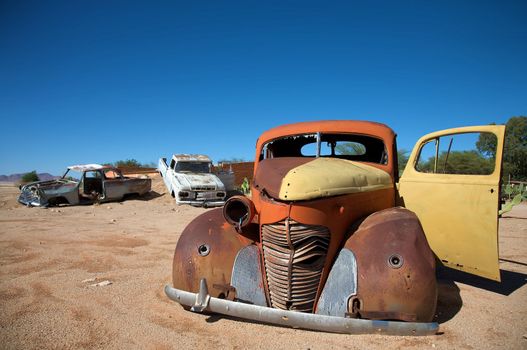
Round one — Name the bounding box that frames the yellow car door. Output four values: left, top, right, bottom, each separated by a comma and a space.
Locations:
398, 125, 505, 281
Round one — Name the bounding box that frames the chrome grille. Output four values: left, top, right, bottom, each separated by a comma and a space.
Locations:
261, 219, 330, 312
191, 186, 215, 191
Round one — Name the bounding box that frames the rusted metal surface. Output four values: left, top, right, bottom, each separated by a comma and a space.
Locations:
344, 207, 437, 322
253, 158, 313, 198
117, 166, 157, 175
254, 120, 396, 180
223, 195, 256, 229
261, 219, 330, 312
173, 186, 398, 312
167, 120, 442, 334
18, 164, 151, 207
253, 190, 394, 314
172, 208, 258, 295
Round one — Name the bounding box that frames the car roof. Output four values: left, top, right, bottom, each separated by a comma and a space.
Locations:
172, 154, 212, 162
256, 120, 396, 150
67, 164, 116, 172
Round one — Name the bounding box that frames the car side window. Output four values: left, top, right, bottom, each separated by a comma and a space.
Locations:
85, 171, 102, 179
170, 159, 176, 169
415, 132, 497, 175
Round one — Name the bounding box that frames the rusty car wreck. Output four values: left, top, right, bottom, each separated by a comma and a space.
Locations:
164, 120, 505, 335
18, 164, 151, 207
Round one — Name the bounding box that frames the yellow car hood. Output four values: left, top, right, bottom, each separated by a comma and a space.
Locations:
254, 157, 393, 201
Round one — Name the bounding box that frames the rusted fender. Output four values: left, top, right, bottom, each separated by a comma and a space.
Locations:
345, 207, 437, 322
172, 208, 258, 297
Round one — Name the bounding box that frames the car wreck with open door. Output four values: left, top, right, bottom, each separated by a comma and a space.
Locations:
164, 120, 505, 336
18, 164, 151, 207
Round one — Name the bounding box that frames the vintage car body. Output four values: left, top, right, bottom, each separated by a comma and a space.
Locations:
158, 154, 226, 207
18, 164, 151, 207
164, 120, 505, 335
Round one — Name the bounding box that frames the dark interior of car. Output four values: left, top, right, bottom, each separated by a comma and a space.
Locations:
263, 133, 387, 164
83, 172, 103, 195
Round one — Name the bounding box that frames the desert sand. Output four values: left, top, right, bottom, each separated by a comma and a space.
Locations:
1, 175, 526, 349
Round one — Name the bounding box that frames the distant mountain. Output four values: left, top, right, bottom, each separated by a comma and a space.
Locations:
0, 173, 60, 182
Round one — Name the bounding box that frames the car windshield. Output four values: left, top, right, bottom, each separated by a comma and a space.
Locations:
261, 133, 388, 164
175, 162, 211, 173
61, 169, 83, 182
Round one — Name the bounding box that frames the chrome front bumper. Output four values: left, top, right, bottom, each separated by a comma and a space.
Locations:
176, 199, 225, 207
18, 188, 44, 207
164, 279, 439, 336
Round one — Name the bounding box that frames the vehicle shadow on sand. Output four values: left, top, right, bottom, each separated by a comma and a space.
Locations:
204, 266, 527, 326
438, 267, 527, 296
435, 279, 462, 323
435, 267, 527, 323
121, 190, 164, 202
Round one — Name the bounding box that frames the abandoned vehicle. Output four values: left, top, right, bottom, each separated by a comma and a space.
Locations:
158, 154, 227, 207
164, 120, 505, 335
18, 164, 151, 207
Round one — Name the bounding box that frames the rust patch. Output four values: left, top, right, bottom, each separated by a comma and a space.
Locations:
253, 158, 313, 199
345, 207, 437, 322
172, 208, 255, 294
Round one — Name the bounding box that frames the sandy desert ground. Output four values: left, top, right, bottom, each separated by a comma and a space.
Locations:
0, 175, 526, 349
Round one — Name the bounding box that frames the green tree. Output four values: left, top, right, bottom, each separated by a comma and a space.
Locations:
477, 116, 527, 181
114, 159, 142, 168
21, 170, 40, 183
419, 151, 494, 175
240, 177, 250, 195
476, 123, 497, 158
397, 148, 410, 175
335, 142, 366, 155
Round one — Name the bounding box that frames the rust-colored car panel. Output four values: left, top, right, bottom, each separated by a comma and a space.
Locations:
172, 208, 257, 296
344, 207, 437, 322
165, 120, 503, 335
255, 120, 396, 177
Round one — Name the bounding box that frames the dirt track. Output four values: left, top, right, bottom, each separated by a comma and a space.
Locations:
1, 175, 526, 349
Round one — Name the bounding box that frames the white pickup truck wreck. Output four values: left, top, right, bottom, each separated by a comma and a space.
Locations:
158, 154, 226, 207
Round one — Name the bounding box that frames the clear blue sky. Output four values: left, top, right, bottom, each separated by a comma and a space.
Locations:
1, 1, 526, 175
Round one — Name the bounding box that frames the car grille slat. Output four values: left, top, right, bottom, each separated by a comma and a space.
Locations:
261, 219, 330, 313
191, 186, 215, 191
